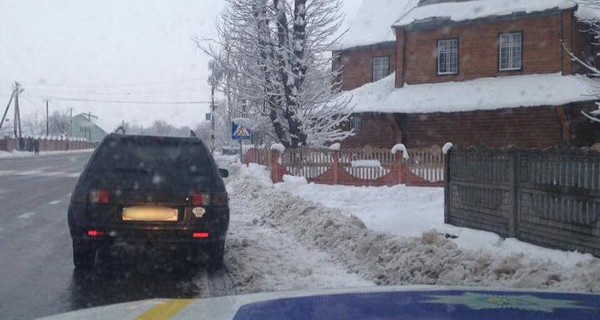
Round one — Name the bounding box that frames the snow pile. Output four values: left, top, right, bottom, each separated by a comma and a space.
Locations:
275, 182, 597, 270
341, 72, 599, 114
329, 143, 341, 151
395, 0, 576, 27
264, 185, 600, 292
351, 160, 382, 168
219, 157, 600, 293
216, 160, 371, 294
337, 0, 418, 49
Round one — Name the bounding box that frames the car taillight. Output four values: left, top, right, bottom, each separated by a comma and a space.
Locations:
90, 190, 111, 204
193, 193, 210, 206
87, 230, 105, 237
213, 192, 228, 206
192, 232, 210, 239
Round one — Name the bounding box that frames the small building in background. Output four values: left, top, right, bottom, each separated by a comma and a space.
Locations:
71, 114, 110, 142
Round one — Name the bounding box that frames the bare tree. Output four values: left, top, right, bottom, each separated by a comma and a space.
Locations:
48, 110, 71, 136
566, 0, 600, 122
22, 110, 46, 136
198, 0, 353, 148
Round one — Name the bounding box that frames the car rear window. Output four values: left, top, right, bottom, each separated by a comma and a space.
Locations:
89, 137, 213, 177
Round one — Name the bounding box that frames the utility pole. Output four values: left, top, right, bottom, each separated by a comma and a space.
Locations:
45, 99, 49, 136
210, 85, 216, 152
0, 90, 15, 134
69, 107, 73, 137
86, 111, 98, 142
13, 82, 24, 150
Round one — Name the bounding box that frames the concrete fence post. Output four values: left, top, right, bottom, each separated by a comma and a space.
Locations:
508, 151, 519, 238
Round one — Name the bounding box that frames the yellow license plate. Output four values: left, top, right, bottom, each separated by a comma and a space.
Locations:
122, 206, 178, 222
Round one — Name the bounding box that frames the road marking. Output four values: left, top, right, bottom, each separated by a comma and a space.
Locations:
18, 212, 37, 219
136, 299, 194, 320
48, 200, 61, 205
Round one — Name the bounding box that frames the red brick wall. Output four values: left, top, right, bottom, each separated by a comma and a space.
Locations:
398, 106, 566, 148
398, 9, 580, 85
335, 43, 396, 91
341, 113, 400, 149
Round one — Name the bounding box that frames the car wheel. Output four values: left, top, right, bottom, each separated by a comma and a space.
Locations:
206, 241, 225, 270
72, 241, 96, 269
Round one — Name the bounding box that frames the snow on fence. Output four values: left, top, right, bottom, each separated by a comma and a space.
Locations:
244, 145, 444, 187
446, 146, 600, 258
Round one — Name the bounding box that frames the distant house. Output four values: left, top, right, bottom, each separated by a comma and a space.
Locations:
71, 114, 109, 142
334, 0, 600, 149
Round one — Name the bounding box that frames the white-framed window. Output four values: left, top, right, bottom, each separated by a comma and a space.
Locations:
499, 32, 523, 71
437, 39, 459, 75
372, 56, 389, 82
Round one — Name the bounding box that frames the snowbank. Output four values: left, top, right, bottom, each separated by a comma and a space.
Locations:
221, 162, 372, 294
340, 73, 598, 114
216, 156, 600, 293
394, 0, 576, 27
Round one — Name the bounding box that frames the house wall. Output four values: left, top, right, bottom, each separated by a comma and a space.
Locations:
335, 43, 396, 91
341, 102, 600, 149
397, 9, 581, 86
340, 113, 400, 149
398, 106, 565, 148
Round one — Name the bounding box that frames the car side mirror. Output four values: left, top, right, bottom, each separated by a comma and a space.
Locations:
218, 168, 229, 178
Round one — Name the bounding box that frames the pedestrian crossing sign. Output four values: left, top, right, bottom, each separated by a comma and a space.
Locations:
232, 121, 252, 140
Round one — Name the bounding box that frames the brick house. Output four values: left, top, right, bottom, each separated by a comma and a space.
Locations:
334, 0, 600, 149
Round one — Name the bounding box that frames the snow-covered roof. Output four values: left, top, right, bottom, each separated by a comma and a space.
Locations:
575, 0, 600, 21
394, 0, 576, 27
340, 72, 599, 114
337, 0, 419, 50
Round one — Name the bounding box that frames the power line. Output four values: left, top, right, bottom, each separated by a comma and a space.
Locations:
42, 97, 211, 105
27, 87, 205, 96
25, 77, 206, 89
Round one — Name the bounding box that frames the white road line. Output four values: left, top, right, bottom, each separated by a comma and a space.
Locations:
18, 212, 37, 219
48, 200, 61, 205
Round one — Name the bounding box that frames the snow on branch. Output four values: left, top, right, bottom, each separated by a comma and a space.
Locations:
195, 0, 352, 149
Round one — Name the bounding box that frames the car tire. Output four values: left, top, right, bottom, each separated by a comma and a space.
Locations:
206, 241, 225, 270
72, 241, 96, 269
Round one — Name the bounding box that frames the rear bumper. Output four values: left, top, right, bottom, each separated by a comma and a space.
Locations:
68, 205, 229, 246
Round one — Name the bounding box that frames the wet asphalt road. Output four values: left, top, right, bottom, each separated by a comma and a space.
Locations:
0, 152, 222, 320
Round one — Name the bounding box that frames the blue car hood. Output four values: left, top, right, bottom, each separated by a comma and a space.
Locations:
40, 286, 600, 320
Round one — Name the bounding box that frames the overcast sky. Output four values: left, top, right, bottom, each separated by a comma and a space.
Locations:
0, 0, 363, 131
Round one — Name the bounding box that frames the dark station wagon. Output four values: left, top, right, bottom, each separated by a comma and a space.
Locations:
67, 133, 230, 269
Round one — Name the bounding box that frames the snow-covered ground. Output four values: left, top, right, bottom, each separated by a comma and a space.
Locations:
275, 176, 597, 270
217, 155, 372, 294
0, 149, 94, 159
217, 156, 600, 294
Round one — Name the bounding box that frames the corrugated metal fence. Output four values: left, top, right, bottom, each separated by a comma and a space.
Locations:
446, 147, 600, 257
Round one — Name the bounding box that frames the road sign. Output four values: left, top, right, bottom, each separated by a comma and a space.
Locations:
232, 121, 251, 141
